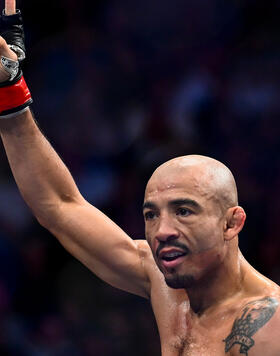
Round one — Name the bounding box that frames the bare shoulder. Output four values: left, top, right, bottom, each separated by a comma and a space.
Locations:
224, 293, 280, 356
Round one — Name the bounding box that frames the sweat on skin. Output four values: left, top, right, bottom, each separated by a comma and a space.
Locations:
143, 155, 247, 307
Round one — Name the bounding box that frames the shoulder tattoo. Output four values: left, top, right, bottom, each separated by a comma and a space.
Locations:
223, 296, 279, 355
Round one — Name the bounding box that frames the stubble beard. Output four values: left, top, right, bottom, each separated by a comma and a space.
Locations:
164, 273, 196, 289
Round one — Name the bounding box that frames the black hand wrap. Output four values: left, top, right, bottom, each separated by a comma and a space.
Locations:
0, 9, 32, 118
0, 10, 26, 60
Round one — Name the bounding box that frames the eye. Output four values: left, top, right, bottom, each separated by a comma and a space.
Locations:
144, 211, 156, 221
176, 207, 192, 217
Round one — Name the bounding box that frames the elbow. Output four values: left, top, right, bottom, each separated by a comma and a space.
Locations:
31, 200, 63, 231
35, 213, 52, 230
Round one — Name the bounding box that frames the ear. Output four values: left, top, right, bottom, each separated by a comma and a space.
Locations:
223, 206, 246, 241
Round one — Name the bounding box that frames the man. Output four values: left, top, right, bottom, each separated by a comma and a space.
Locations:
0, 1, 280, 355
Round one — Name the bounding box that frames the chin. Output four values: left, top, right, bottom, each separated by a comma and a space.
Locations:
164, 274, 196, 289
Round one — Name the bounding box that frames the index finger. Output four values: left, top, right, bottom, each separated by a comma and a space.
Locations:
5, 0, 16, 15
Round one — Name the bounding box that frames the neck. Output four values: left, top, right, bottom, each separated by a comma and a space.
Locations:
186, 248, 244, 315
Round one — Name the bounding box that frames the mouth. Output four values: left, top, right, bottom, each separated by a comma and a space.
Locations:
159, 248, 189, 269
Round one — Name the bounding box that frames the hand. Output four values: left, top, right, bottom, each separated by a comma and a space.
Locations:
0, 0, 32, 118
0, 38, 18, 82
0, 0, 23, 83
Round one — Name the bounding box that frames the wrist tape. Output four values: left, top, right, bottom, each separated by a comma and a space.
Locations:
0, 74, 32, 118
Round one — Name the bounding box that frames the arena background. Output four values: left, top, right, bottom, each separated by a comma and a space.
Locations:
0, 0, 279, 354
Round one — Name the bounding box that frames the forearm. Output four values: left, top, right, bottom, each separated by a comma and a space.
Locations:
0, 108, 83, 223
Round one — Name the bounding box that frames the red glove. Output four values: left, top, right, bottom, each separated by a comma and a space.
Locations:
0, 10, 32, 118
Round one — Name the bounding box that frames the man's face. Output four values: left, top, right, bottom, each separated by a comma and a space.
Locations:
143, 165, 227, 289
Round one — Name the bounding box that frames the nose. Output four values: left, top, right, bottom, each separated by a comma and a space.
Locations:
155, 215, 179, 243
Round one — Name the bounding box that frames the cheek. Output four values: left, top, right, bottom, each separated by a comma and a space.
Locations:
144, 233, 159, 263
145, 227, 153, 247
192, 219, 223, 251
145, 235, 152, 248
188, 247, 225, 278
145, 223, 158, 249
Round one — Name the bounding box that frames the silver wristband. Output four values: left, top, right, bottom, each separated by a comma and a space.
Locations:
0, 55, 19, 81
8, 44, 25, 62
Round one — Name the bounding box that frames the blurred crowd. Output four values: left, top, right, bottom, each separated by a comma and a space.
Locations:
0, 0, 280, 354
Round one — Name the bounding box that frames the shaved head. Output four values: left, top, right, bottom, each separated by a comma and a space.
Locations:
146, 155, 238, 214
144, 155, 245, 291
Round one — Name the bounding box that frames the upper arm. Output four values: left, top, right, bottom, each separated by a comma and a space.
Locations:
224, 296, 280, 356
40, 197, 152, 299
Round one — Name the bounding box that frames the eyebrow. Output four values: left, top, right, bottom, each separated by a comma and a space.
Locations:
143, 198, 201, 211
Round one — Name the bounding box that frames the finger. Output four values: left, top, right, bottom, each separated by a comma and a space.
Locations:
5, 0, 16, 15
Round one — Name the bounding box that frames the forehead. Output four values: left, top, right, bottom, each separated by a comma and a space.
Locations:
145, 164, 214, 203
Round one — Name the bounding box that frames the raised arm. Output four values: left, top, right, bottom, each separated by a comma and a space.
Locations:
0, 1, 151, 299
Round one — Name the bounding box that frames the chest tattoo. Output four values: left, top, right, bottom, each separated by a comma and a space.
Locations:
223, 296, 278, 355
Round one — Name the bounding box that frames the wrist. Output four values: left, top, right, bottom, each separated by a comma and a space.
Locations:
0, 74, 32, 118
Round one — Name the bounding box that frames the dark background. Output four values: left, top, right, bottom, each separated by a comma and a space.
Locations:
0, 0, 280, 354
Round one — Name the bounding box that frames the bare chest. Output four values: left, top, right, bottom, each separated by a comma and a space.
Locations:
153, 300, 237, 356
162, 333, 226, 356
148, 259, 280, 356
160, 312, 230, 356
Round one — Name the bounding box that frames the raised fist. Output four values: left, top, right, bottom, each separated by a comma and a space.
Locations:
0, 0, 32, 118
0, 0, 26, 83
